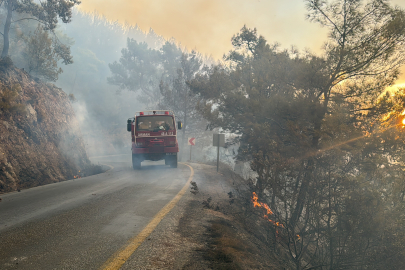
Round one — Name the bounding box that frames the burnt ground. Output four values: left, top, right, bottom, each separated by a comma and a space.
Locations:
121, 163, 286, 270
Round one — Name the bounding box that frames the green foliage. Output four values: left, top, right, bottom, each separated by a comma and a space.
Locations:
13, 0, 81, 30
159, 51, 202, 117
224, 25, 268, 64
108, 40, 160, 88
108, 39, 164, 107
159, 51, 206, 153
190, 1, 405, 266
22, 25, 63, 81
0, 84, 25, 115
306, 0, 405, 92
108, 38, 205, 114
0, 0, 80, 58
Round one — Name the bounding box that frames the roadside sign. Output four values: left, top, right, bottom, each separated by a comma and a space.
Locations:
188, 137, 196, 146
213, 134, 225, 147
213, 134, 225, 172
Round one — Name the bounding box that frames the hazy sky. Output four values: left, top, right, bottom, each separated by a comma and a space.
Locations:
79, 0, 405, 84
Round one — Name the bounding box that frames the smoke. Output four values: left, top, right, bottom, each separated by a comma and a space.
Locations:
72, 101, 88, 127
56, 1, 405, 163
77, 0, 405, 84
78, 0, 328, 58
68, 90, 142, 158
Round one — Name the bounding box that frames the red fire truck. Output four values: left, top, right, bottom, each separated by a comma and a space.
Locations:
127, 110, 182, 169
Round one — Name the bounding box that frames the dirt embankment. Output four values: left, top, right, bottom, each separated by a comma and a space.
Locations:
0, 64, 91, 193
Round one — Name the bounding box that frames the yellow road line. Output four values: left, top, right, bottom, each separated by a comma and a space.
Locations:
99, 163, 194, 270
102, 164, 114, 172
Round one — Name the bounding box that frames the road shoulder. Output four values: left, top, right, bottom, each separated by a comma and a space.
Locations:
121, 162, 282, 270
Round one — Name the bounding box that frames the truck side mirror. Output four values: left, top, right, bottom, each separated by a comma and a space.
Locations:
127, 119, 132, 132
177, 121, 182, 130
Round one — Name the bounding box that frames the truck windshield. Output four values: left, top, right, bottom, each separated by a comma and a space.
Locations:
136, 116, 175, 132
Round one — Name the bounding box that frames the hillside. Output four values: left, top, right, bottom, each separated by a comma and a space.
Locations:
0, 63, 91, 193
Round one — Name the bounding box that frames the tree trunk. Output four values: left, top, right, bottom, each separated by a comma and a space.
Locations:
1, 0, 13, 59
290, 158, 314, 228
290, 96, 327, 228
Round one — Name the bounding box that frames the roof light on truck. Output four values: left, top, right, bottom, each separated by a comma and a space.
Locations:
139, 112, 144, 115
165, 111, 169, 115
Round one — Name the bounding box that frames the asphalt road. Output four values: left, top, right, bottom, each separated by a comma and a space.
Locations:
0, 154, 193, 270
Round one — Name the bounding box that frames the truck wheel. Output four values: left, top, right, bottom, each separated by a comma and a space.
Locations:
170, 155, 178, 168
132, 154, 141, 170
165, 156, 169, 166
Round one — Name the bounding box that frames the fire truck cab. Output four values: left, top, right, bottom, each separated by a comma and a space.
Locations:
127, 110, 182, 169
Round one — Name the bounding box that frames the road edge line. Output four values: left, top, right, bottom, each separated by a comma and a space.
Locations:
99, 163, 194, 270
99, 163, 114, 172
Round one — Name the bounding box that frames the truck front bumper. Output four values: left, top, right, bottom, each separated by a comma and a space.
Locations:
132, 145, 179, 154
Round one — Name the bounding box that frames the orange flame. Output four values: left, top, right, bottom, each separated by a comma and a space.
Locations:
251, 192, 283, 228
252, 192, 273, 215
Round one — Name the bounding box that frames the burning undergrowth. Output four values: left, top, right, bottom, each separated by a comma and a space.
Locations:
251, 191, 284, 228
192, 160, 405, 270
71, 164, 105, 179
187, 165, 287, 269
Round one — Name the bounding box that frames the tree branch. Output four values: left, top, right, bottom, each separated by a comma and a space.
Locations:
312, 1, 343, 37
11, 17, 43, 24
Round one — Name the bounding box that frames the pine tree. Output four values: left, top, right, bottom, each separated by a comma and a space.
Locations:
0, 0, 80, 60
23, 25, 63, 81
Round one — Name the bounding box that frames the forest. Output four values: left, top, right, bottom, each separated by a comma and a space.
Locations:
186, 1, 405, 268
1, 0, 405, 269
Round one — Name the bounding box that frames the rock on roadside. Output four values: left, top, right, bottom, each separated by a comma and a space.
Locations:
0, 66, 90, 193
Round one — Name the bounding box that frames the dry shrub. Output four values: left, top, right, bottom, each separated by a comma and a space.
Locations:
36, 107, 47, 122
68, 93, 76, 102
0, 84, 25, 115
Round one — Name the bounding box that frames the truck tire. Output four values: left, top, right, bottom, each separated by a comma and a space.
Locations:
132, 154, 141, 170
170, 155, 178, 168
